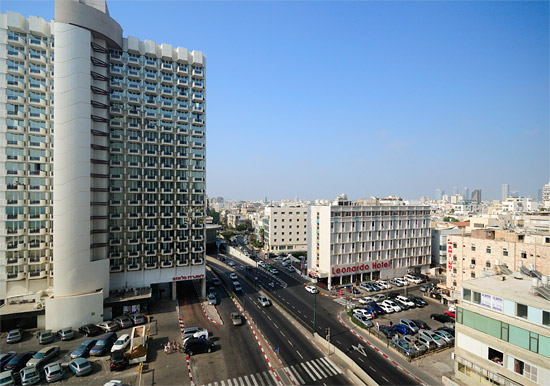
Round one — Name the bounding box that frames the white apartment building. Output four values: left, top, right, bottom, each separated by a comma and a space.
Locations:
307, 195, 431, 289
501, 197, 540, 213
431, 224, 462, 267
0, 0, 206, 330
454, 274, 550, 386
263, 205, 308, 254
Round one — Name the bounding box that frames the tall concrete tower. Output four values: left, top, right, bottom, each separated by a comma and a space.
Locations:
502, 184, 509, 202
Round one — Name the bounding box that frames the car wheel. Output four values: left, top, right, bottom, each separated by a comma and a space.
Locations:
207, 347, 212, 353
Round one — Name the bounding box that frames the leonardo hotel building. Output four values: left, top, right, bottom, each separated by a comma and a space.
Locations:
0, 0, 206, 330
307, 194, 431, 289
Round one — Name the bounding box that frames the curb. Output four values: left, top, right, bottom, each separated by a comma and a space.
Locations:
200, 302, 223, 325
337, 313, 427, 386
178, 317, 194, 385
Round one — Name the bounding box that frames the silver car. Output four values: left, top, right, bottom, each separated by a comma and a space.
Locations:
26, 346, 60, 367
56, 328, 74, 341
44, 362, 64, 383
37, 330, 54, 345
98, 321, 119, 332
399, 318, 420, 333
434, 330, 455, 345
419, 330, 446, 348
19, 366, 40, 386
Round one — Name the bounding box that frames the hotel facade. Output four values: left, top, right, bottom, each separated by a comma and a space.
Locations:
0, 0, 206, 330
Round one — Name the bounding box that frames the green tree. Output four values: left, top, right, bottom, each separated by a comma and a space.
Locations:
221, 230, 235, 241
207, 209, 220, 224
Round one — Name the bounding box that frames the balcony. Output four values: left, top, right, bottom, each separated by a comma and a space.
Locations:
111, 147, 122, 154
161, 260, 173, 268
192, 68, 204, 78
128, 251, 140, 257
129, 200, 141, 206
161, 213, 173, 218
128, 213, 141, 219
128, 238, 139, 245
161, 76, 174, 86
145, 261, 157, 270
110, 53, 123, 63
109, 66, 122, 75
29, 270, 47, 279
161, 237, 173, 243
128, 56, 141, 66
145, 59, 157, 70
191, 81, 203, 90
145, 250, 156, 256
128, 148, 141, 155
127, 263, 141, 271
110, 213, 122, 219
7, 50, 25, 61
128, 225, 140, 232
145, 73, 158, 82
192, 94, 204, 102
127, 69, 141, 80
29, 68, 48, 79
110, 265, 123, 273
177, 224, 188, 230
177, 66, 189, 75
176, 91, 189, 100
176, 258, 189, 267
7, 110, 25, 120
7, 272, 26, 281
110, 79, 123, 90
176, 78, 189, 87
177, 236, 188, 243
161, 62, 173, 71
192, 258, 204, 265
192, 224, 204, 230
7, 79, 24, 91
110, 252, 122, 258
128, 83, 141, 92
192, 118, 204, 126
7, 34, 25, 46
191, 105, 204, 113
128, 96, 142, 107
161, 88, 173, 98
7, 64, 25, 76
6, 257, 22, 265
192, 236, 204, 242
145, 86, 158, 95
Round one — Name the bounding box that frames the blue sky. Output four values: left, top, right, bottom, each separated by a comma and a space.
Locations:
4, 1, 549, 201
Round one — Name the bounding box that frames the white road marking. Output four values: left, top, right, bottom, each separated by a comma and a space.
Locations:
249, 374, 259, 386
288, 340, 294, 347
239, 377, 246, 386
280, 331, 286, 337
383, 376, 389, 382
296, 350, 303, 359
287, 366, 303, 385
336, 340, 342, 344
273, 323, 278, 329
300, 362, 316, 381
243, 375, 252, 386
305, 361, 322, 380
310, 359, 328, 378
369, 366, 376, 372
357, 357, 364, 362
324, 357, 343, 374
268, 370, 279, 385
267, 316, 272, 321
318, 357, 338, 376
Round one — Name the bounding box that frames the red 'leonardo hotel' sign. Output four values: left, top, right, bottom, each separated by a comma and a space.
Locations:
331, 260, 391, 277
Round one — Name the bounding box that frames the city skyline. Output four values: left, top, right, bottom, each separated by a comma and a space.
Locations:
4, 0, 548, 202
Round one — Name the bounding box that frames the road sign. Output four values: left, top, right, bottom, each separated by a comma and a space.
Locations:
274, 347, 279, 355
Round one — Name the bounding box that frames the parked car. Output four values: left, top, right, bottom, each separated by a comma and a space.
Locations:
79, 324, 101, 337
90, 333, 118, 357
358, 297, 374, 305
37, 330, 54, 345
57, 327, 74, 341
387, 292, 399, 299
419, 285, 433, 293
26, 346, 60, 367
372, 294, 386, 302
354, 308, 374, 319
130, 313, 146, 325
98, 321, 119, 333
359, 282, 375, 292
403, 335, 428, 355
439, 327, 455, 337
392, 299, 410, 310
444, 310, 456, 319
305, 286, 318, 294
396, 296, 415, 308
431, 314, 453, 323
4, 352, 36, 372
376, 280, 392, 289
207, 293, 217, 306
0, 371, 14, 386
43, 362, 64, 382
409, 296, 428, 307
70, 340, 97, 359
0, 353, 16, 370
416, 335, 436, 350
182, 327, 208, 341
434, 330, 455, 344
68, 358, 92, 377
109, 350, 128, 372
258, 295, 271, 307
183, 338, 215, 356
412, 319, 431, 330
231, 312, 244, 326
19, 366, 40, 386
396, 278, 409, 286
353, 313, 373, 328
392, 338, 418, 357
366, 302, 385, 316
389, 278, 403, 287
378, 326, 394, 338
110, 334, 130, 353
404, 274, 422, 284
378, 303, 394, 314
368, 282, 381, 291
229, 273, 238, 280
113, 316, 133, 329
270, 268, 279, 275
392, 324, 414, 335
381, 300, 402, 313
419, 330, 446, 348
227, 261, 235, 267
399, 318, 420, 333
6, 329, 22, 344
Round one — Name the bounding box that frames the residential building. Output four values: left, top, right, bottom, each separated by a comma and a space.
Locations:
454, 273, 550, 386
446, 229, 550, 298
542, 181, 550, 208
1, 0, 206, 330
502, 197, 540, 213
431, 224, 462, 268
263, 205, 308, 254
307, 194, 431, 289
452, 200, 480, 215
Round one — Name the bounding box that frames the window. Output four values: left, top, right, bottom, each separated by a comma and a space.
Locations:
516, 303, 528, 319
521, 252, 527, 259
488, 347, 503, 366
471, 272, 475, 278
503, 248, 508, 256
473, 292, 481, 304
471, 259, 476, 265
543, 311, 550, 326
463, 289, 472, 301
471, 245, 476, 251
486, 261, 491, 268
486, 246, 491, 253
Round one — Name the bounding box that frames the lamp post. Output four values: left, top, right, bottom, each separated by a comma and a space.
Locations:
312, 290, 317, 335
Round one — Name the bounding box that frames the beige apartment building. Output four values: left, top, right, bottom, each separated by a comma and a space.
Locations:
263, 205, 308, 254
446, 229, 550, 298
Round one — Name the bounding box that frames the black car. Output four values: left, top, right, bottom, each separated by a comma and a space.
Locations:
79, 324, 101, 337
183, 338, 215, 356
431, 313, 453, 323
387, 292, 400, 299
439, 327, 455, 337
378, 326, 394, 338
409, 296, 428, 307
392, 299, 410, 310
110, 350, 129, 371
412, 319, 431, 330
4, 351, 36, 372
0, 352, 16, 370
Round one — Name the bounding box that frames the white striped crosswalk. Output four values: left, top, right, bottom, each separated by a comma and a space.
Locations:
200, 357, 343, 386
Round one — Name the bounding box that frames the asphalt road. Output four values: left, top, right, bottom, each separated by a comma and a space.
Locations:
208, 257, 349, 386
223, 253, 420, 386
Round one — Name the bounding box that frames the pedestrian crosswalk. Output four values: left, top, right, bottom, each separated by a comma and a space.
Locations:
285, 356, 343, 385
333, 297, 354, 308
200, 357, 342, 386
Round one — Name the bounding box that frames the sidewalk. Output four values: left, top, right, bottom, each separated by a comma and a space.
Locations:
338, 310, 445, 386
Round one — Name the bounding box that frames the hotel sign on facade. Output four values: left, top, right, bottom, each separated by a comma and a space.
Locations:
330, 260, 392, 277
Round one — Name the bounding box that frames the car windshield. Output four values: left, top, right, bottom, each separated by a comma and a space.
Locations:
50, 369, 61, 375
95, 340, 106, 346
35, 353, 45, 358
42, 332, 52, 337
8, 332, 19, 337
115, 339, 124, 345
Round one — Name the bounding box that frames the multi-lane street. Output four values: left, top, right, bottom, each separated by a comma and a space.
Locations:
216, 247, 419, 386
208, 257, 349, 386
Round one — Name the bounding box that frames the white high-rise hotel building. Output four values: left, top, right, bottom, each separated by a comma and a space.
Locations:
0, 0, 206, 329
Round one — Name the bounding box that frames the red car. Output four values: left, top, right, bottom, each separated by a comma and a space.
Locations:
444, 310, 456, 319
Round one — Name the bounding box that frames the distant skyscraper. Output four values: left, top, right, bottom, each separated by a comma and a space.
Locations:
471, 189, 482, 203
453, 187, 458, 195
511, 191, 519, 198
463, 187, 470, 201
436, 188, 444, 201
502, 184, 509, 201
264, 196, 268, 204
542, 181, 550, 203
538, 189, 543, 201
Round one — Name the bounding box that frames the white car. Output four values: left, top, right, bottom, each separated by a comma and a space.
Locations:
381, 300, 402, 313
404, 274, 422, 284
110, 334, 130, 353
229, 273, 238, 280
228, 261, 235, 267
305, 286, 318, 294
358, 297, 374, 305
258, 295, 271, 307
353, 309, 373, 319
396, 278, 409, 286
376, 280, 391, 289
378, 303, 394, 313
396, 295, 415, 307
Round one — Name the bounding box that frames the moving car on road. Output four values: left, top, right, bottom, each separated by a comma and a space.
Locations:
231, 312, 244, 326
258, 295, 271, 307
305, 286, 318, 294
208, 293, 217, 306
229, 273, 238, 280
